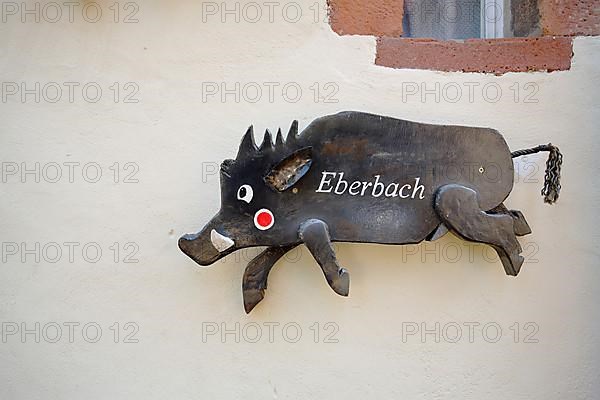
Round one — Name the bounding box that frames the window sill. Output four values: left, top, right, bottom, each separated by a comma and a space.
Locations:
375, 37, 573, 74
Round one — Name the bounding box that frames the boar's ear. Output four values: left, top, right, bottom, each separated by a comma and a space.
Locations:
264, 147, 312, 191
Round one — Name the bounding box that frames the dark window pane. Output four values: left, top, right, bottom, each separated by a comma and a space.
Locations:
403, 0, 482, 40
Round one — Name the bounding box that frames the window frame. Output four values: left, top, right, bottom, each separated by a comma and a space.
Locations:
481, 0, 505, 39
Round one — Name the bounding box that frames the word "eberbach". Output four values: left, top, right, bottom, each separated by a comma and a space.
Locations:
315, 171, 426, 199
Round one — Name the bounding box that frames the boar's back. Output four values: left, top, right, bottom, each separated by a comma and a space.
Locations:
288, 111, 513, 245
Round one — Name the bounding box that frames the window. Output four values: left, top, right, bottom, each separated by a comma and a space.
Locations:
328, 0, 590, 73
402, 0, 540, 40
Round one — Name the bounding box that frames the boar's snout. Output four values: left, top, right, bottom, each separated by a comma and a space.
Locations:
178, 227, 227, 266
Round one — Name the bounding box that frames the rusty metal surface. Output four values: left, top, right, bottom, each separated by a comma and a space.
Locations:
178, 111, 562, 313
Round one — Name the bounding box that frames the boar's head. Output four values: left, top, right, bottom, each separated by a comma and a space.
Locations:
179, 121, 312, 265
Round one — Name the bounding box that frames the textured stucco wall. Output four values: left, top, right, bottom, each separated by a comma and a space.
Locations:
1, 1, 599, 399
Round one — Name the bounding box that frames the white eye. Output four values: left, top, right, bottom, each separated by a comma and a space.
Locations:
237, 184, 253, 203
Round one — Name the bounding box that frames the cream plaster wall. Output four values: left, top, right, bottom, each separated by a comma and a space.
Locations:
1, 1, 599, 399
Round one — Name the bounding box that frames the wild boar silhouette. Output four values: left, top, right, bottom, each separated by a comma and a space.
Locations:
179, 111, 562, 313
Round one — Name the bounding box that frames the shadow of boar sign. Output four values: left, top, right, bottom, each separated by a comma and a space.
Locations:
179, 111, 563, 313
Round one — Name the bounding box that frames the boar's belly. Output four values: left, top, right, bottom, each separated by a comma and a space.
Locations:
302, 191, 440, 245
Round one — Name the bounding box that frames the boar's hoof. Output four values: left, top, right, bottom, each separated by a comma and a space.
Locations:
330, 268, 350, 297
508, 210, 532, 236
498, 252, 525, 276
243, 288, 265, 314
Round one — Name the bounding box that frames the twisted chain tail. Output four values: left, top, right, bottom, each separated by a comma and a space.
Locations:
511, 143, 563, 204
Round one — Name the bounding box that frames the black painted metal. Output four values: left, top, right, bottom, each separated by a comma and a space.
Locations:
178, 111, 563, 313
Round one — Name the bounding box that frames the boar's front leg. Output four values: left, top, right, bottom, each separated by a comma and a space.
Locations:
299, 219, 350, 297
243, 245, 297, 314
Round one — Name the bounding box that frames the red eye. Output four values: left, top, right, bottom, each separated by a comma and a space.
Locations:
257, 212, 272, 227
254, 209, 274, 230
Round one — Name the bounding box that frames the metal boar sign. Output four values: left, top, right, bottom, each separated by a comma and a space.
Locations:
179, 111, 563, 313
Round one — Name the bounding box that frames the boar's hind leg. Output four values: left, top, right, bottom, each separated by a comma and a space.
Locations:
299, 219, 350, 297
488, 203, 532, 236
242, 245, 297, 314
435, 184, 525, 276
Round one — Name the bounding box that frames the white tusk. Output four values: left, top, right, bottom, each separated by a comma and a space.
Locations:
210, 229, 234, 252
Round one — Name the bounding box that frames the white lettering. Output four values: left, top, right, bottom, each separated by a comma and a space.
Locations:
372, 175, 384, 197
399, 184, 411, 198
348, 181, 361, 195
412, 177, 425, 199
316, 171, 336, 193
360, 181, 372, 196
385, 183, 399, 197
334, 172, 347, 194
315, 171, 426, 200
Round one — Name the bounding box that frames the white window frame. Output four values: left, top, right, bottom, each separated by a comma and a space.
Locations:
481, 0, 504, 38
